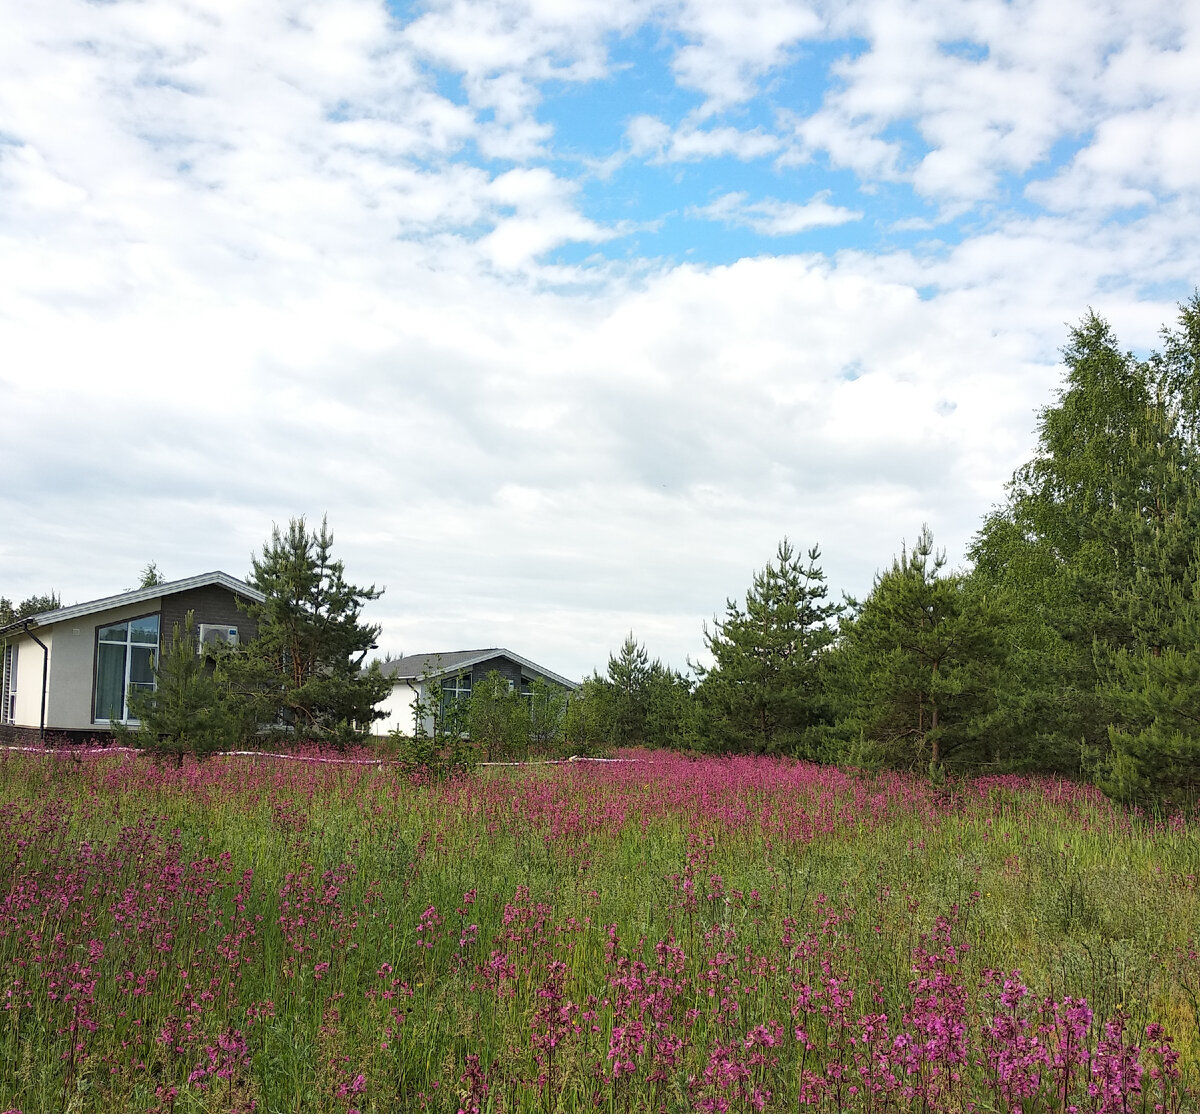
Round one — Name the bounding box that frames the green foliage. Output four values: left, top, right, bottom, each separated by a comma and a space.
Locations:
527, 676, 568, 754
126, 610, 233, 763
643, 661, 696, 750
0, 591, 61, 627
138, 562, 166, 588
969, 296, 1200, 776
389, 718, 439, 777
1099, 581, 1200, 812
219, 516, 391, 744
606, 633, 651, 744
572, 635, 696, 750
831, 525, 1004, 775
695, 538, 839, 754
396, 671, 480, 777
562, 676, 615, 755
1, 755, 1197, 1112
467, 670, 529, 761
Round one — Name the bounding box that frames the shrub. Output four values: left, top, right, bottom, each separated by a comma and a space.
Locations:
125, 610, 234, 763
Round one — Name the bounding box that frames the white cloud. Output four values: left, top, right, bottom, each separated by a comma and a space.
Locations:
404, 0, 646, 84
402, 0, 652, 157
1028, 103, 1200, 213
12, 187, 1162, 675
627, 115, 782, 162
626, 114, 672, 155
784, 0, 1200, 208
689, 191, 862, 235
2, 0, 1199, 684
479, 167, 618, 267
669, 0, 823, 113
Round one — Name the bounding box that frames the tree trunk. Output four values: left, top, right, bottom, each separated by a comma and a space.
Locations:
930, 661, 940, 768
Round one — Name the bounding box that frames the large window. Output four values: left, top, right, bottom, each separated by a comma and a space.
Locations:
94, 614, 160, 723
439, 672, 472, 725
1, 643, 15, 725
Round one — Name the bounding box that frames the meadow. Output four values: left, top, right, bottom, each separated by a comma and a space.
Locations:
0, 749, 1196, 1114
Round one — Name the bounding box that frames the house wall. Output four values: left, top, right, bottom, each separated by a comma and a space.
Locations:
44, 597, 165, 732
4, 629, 53, 729
470, 656, 573, 692
375, 680, 423, 736
160, 586, 259, 645
469, 655, 524, 689
372, 657, 574, 739
28, 587, 258, 733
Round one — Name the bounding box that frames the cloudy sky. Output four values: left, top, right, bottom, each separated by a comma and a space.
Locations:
2, 0, 1198, 681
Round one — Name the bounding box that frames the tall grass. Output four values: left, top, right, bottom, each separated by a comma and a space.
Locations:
0, 749, 1195, 1113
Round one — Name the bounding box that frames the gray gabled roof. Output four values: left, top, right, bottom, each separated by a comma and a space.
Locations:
0, 571, 264, 635
378, 648, 578, 690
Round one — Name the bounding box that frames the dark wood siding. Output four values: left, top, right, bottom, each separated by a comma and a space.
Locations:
468, 655, 524, 689
159, 586, 259, 648
467, 656, 568, 691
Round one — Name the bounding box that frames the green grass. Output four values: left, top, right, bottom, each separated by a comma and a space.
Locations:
0, 750, 1196, 1113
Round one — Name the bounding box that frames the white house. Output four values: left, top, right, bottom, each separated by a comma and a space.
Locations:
375, 648, 578, 736
0, 572, 263, 740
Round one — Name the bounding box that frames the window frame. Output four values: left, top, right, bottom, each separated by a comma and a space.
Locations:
93, 611, 161, 725
438, 672, 472, 727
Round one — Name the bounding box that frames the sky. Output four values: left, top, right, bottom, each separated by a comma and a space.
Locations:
2, 0, 1198, 682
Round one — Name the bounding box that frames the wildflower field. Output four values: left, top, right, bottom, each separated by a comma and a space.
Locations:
0, 751, 1197, 1114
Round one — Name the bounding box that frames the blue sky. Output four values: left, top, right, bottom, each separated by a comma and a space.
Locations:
2, 0, 1199, 680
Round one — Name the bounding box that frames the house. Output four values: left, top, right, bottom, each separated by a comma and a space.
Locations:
375, 648, 579, 736
0, 571, 263, 741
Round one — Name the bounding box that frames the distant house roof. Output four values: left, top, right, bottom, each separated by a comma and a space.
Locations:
378, 648, 578, 690
0, 571, 264, 635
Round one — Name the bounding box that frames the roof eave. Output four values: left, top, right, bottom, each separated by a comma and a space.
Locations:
381, 648, 579, 690
3, 571, 265, 632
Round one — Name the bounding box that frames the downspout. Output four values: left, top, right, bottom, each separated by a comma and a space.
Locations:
405, 677, 420, 736
20, 621, 49, 742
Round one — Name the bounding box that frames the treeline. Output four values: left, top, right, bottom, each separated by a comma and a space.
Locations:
0, 592, 61, 627
569, 296, 1200, 812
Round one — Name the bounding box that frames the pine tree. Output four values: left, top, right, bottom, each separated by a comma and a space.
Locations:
696, 539, 839, 754
219, 516, 392, 743
127, 610, 232, 763
607, 633, 651, 745
0, 591, 61, 626
834, 526, 1003, 774
139, 563, 166, 588
1102, 636, 1200, 813
570, 636, 695, 750
1098, 461, 1200, 810
969, 296, 1200, 773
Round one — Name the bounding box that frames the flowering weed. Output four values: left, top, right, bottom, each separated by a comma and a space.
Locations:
0, 749, 1195, 1112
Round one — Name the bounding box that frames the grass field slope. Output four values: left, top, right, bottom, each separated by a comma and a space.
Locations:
0, 750, 1196, 1112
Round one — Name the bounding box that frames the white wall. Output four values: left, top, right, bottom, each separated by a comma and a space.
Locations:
6, 629, 52, 729
374, 680, 425, 736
